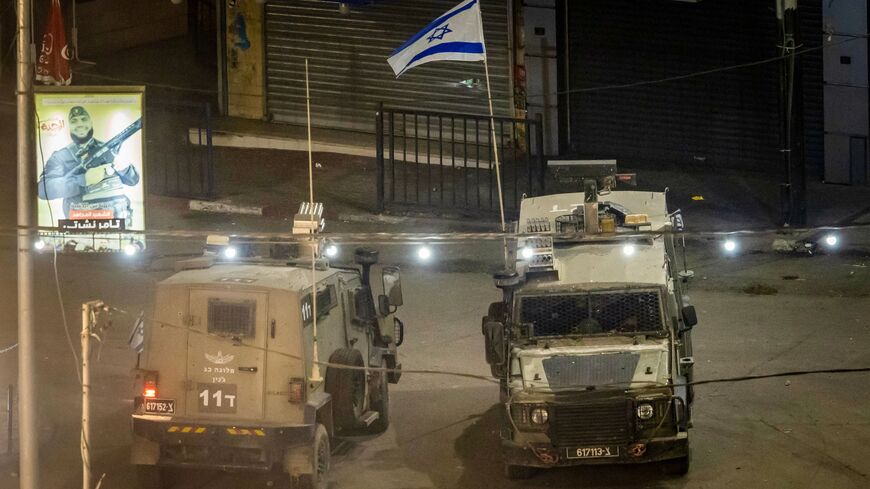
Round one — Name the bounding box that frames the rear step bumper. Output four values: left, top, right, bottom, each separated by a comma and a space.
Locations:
132, 416, 316, 470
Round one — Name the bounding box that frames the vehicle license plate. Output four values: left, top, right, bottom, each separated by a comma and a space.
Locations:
566, 446, 619, 459
144, 398, 176, 415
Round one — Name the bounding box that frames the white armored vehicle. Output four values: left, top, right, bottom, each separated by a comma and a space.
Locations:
131, 207, 406, 489
482, 161, 698, 478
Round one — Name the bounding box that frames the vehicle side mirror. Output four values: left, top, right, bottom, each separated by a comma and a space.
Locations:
378, 294, 391, 317
482, 321, 506, 366
681, 305, 698, 329
382, 266, 403, 307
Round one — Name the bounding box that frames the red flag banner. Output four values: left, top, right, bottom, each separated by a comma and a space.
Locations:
36, 0, 72, 85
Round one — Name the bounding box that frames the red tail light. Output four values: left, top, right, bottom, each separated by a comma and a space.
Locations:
143, 372, 158, 398
288, 378, 305, 404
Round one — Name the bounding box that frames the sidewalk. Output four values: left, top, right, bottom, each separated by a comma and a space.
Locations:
154, 139, 870, 236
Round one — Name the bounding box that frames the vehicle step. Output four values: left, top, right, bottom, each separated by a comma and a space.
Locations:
359, 411, 380, 427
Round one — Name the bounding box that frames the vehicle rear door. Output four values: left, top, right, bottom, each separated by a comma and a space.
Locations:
186, 289, 267, 421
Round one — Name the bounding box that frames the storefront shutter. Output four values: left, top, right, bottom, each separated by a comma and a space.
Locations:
264, 0, 513, 131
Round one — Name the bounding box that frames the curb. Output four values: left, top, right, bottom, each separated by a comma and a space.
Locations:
337, 212, 501, 231
189, 128, 375, 157
189, 199, 264, 216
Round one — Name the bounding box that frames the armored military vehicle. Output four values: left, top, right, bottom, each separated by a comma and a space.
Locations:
481, 161, 698, 479
131, 207, 406, 489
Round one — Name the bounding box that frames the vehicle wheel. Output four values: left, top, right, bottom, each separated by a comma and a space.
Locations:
488, 301, 508, 323
363, 373, 390, 434
661, 454, 691, 476
325, 348, 366, 433
504, 464, 536, 480
293, 424, 330, 489
135, 464, 163, 489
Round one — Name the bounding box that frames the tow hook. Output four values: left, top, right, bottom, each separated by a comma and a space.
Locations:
629, 443, 647, 457
528, 444, 559, 465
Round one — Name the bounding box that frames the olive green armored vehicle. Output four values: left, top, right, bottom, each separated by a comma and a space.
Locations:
131, 208, 405, 489
482, 161, 698, 479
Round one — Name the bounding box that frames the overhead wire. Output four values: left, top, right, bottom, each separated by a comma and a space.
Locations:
19, 33, 865, 108
106, 304, 870, 389
525, 33, 863, 98
2, 220, 869, 247
34, 108, 82, 385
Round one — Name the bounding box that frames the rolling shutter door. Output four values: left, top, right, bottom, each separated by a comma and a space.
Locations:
264, 0, 513, 132
566, 0, 785, 172
799, 0, 823, 172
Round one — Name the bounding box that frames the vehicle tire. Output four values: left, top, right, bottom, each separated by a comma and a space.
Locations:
363, 373, 390, 434
293, 424, 330, 489
504, 463, 536, 480
661, 454, 691, 476
135, 465, 163, 489
488, 301, 508, 323
325, 348, 366, 433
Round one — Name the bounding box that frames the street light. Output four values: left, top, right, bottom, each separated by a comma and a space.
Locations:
123, 243, 138, 256
223, 246, 238, 259
417, 246, 432, 261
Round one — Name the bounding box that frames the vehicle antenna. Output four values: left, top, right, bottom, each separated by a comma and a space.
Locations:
305, 58, 322, 381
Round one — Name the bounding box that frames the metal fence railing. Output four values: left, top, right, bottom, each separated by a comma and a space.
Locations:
376, 104, 546, 217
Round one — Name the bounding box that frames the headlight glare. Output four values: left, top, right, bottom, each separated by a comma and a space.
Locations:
521, 246, 534, 259
530, 406, 549, 425
636, 403, 654, 420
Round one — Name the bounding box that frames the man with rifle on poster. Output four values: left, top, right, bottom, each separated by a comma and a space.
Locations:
37, 106, 141, 229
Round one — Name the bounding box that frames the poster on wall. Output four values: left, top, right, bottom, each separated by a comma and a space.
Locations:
34, 86, 146, 252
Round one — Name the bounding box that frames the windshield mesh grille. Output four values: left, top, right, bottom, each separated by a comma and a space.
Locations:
520, 291, 662, 336
208, 299, 256, 337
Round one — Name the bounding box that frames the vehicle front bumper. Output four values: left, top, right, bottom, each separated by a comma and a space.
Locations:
501, 432, 688, 469
132, 415, 316, 470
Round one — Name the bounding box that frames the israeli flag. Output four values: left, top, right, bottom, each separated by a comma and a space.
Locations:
387, 0, 486, 77
128, 311, 145, 354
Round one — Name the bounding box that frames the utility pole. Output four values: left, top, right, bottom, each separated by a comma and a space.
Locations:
777, 0, 807, 226
16, 0, 39, 488
81, 301, 106, 489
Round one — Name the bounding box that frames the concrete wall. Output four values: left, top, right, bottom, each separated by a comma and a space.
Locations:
75, 0, 188, 56
226, 0, 264, 119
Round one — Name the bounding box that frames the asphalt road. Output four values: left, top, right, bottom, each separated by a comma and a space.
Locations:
0, 239, 869, 489
2, 101, 870, 489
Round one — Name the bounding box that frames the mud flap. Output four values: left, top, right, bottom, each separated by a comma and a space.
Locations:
131, 434, 160, 465
384, 354, 402, 384
284, 443, 313, 478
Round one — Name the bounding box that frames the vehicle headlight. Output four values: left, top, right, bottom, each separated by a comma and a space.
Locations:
530, 407, 549, 425
636, 403, 654, 420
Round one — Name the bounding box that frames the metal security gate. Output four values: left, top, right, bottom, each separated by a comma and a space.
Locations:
376, 105, 545, 216
564, 0, 787, 171
264, 0, 513, 132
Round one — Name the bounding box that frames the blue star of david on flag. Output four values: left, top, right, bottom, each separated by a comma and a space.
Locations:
427, 24, 453, 43
387, 0, 486, 77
